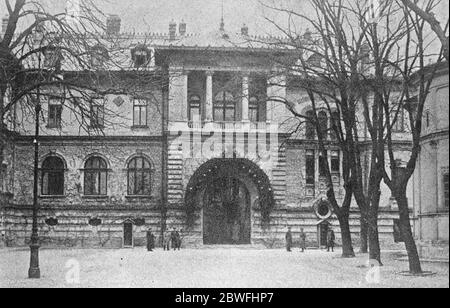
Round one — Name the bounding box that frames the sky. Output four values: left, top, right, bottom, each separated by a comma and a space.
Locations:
1, 0, 448, 38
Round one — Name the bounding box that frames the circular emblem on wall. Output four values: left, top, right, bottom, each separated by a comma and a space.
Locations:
312, 198, 333, 220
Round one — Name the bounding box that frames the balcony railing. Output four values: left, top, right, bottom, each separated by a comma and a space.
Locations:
169, 121, 278, 134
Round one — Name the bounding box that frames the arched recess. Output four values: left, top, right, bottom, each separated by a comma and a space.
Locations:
184, 158, 275, 227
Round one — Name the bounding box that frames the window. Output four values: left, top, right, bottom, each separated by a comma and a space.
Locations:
48, 100, 62, 128
330, 111, 340, 141
131, 45, 151, 68
127, 157, 152, 196
306, 150, 315, 185
84, 157, 108, 196
249, 96, 259, 122
43, 47, 62, 69
318, 111, 328, 139
331, 151, 340, 174
392, 107, 405, 132
425, 110, 431, 129
91, 45, 109, 67
189, 95, 201, 122
319, 151, 327, 177
214, 91, 236, 122
305, 110, 316, 140
90, 99, 105, 128
133, 99, 148, 127
41, 156, 65, 196
444, 173, 449, 209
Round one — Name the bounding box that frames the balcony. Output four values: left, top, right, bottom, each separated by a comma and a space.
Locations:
168, 121, 279, 135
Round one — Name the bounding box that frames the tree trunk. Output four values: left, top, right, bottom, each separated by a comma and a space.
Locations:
338, 214, 355, 258
396, 190, 422, 274
368, 189, 382, 265
359, 211, 369, 254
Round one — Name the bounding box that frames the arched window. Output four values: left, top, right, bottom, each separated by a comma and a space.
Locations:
41, 156, 65, 196
249, 96, 259, 122
84, 156, 108, 196
305, 110, 316, 140
127, 157, 152, 196
214, 91, 236, 122
318, 111, 328, 139
330, 111, 340, 141
189, 95, 201, 122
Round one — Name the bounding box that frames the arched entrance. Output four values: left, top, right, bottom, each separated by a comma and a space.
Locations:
203, 177, 251, 244
185, 159, 275, 245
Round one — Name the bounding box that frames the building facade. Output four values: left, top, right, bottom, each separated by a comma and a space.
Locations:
413, 62, 449, 260
0, 18, 416, 249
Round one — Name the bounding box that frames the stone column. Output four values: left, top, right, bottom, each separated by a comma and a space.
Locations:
242, 73, 250, 122
182, 71, 189, 121
205, 70, 214, 122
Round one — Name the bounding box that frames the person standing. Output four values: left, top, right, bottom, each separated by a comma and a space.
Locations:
171, 228, 178, 251
285, 227, 293, 252
146, 228, 155, 252
299, 228, 307, 253
174, 229, 181, 250
163, 228, 171, 251
327, 228, 335, 252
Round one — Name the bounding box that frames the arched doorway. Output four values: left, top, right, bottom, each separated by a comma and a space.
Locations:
185, 159, 275, 245
203, 177, 251, 245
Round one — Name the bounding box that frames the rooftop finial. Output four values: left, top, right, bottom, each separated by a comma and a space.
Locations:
220, 0, 225, 31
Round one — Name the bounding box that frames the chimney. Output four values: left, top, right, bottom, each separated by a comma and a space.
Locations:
179, 20, 186, 36
241, 24, 249, 36
2, 16, 8, 37
106, 15, 121, 36
169, 20, 177, 40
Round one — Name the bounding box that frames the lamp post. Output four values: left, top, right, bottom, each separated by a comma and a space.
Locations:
28, 86, 41, 279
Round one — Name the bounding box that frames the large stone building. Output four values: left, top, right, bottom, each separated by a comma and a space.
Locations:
413, 62, 449, 260
0, 17, 417, 249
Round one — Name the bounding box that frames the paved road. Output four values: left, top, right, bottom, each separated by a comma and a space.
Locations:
0, 247, 448, 288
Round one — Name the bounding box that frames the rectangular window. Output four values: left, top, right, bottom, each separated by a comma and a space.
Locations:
331, 151, 340, 174
444, 173, 449, 209
48, 100, 62, 128
90, 99, 105, 128
319, 151, 327, 177
306, 150, 315, 185
133, 99, 148, 127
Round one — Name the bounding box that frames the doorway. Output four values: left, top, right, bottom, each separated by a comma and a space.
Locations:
317, 221, 330, 247
203, 177, 251, 245
123, 221, 134, 248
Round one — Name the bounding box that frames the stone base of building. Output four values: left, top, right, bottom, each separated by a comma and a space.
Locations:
418, 241, 449, 261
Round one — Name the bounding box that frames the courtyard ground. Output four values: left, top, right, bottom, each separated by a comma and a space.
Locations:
0, 247, 448, 288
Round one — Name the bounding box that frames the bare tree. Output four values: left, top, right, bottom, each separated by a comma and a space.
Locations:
400, 0, 449, 61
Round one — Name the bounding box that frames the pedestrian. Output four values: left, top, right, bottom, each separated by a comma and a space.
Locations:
164, 228, 171, 251
171, 228, 178, 251
146, 228, 155, 252
299, 228, 307, 252
327, 228, 335, 252
285, 227, 293, 252
177, 229, 183, 250
175, 229, 181, 250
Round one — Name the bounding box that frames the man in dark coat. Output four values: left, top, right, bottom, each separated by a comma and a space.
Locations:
285, 227, 293, 252
299, 228, 307, 252
171, 228, 178, 251
327, 228, 336, 252
146, 228, 155, 252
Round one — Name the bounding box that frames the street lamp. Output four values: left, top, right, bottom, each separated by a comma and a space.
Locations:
28, 83, 41, 279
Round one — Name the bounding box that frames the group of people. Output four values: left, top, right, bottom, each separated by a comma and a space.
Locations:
285, 227, 336, 252
146, 228, 183, 252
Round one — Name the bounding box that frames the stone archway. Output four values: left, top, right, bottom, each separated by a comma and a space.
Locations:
185, 159, 275, 245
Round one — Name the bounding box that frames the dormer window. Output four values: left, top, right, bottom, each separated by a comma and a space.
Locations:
131, 45, 151, 68
91, 45, 109, 68
43, 46, 62, 69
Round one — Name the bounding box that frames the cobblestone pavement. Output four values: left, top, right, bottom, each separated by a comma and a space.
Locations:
0, 247, 448, 288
